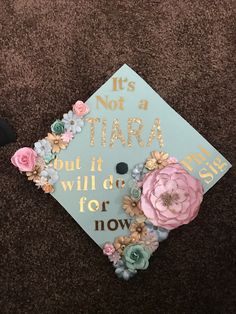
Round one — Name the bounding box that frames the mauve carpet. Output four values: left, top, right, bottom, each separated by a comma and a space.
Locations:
0, 1, 235, 313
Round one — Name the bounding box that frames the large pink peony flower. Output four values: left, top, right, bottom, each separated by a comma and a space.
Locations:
11, 147, 37, 172
140, 163, 203, 230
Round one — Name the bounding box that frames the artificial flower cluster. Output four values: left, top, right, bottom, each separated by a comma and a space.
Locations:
11, 101, 90, 193
103, 151, 204, 280
11, 105, 204, 280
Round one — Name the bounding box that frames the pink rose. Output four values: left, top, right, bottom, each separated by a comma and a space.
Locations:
11, 147, 37, 172
73, 100, 90, 117
141, 163, 203, 230
103, 242, 115, 256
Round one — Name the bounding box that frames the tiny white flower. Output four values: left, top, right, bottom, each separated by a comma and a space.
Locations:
35, 176, 48, 188
40, 168, 59, 185
62, 110, 84, 134
34, 139, 52, 158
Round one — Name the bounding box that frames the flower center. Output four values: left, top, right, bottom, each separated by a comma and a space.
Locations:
54, 140, 59, 144
161, 192, 179, 207
131, 202, 137, 207
131, 251, 139, 261
136, 227, 142, 233
70, 120, 75, 125
33, 170, 38, 175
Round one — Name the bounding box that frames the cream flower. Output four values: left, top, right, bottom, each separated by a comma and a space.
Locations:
26, 165, 43, 182
129, 221, 147, 240
145, 151, 169, 171
122, 196, 143, 217
46, 133, 67, 153
35, 176, 48, 188
114, 236, 132, 255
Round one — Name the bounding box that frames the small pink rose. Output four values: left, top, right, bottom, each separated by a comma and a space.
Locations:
73, 100, 90, 117
103, 242, 115, 256
141, 163, 203, 230
11, 147, 37, 172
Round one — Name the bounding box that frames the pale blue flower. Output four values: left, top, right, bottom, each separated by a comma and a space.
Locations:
156, 227, 169, 242
131, 163, 144, 181
62, 110, 84, 134
114, 260, 137, 280
130, 186, 142, 200
40, 168, 59, 185
145, 222, 169, 242
44, 153, 56, 165
127, 178, 137, 188
34, 139, 52, 158
145, 221, 158, 232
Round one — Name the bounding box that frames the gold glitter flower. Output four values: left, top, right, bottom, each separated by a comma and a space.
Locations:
26, 165, 43, 182
129, 221, 147, 240
46, 133, 67, 153
114, 236, 132, 255
42, 183, 54, 193
122, 196, 143, 217
145, 151, 169, 171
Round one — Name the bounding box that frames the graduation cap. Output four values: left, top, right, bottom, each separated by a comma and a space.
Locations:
10, 65, 231, 280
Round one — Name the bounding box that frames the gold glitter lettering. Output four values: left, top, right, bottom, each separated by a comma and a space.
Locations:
65, 161, 74, 171
101, 117, 107, 147
86, 117, 100, 146
109, 119, 126, 148
88, 200, 100, 212
127, 118, 145, 147
213, 157, 227, 172
103, 175, 113, 190
116, 179, 126, 189
180, 153, 207, 171
147, 118, 164, 148
97, 157, 103, 172
139, 99, 148, 110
